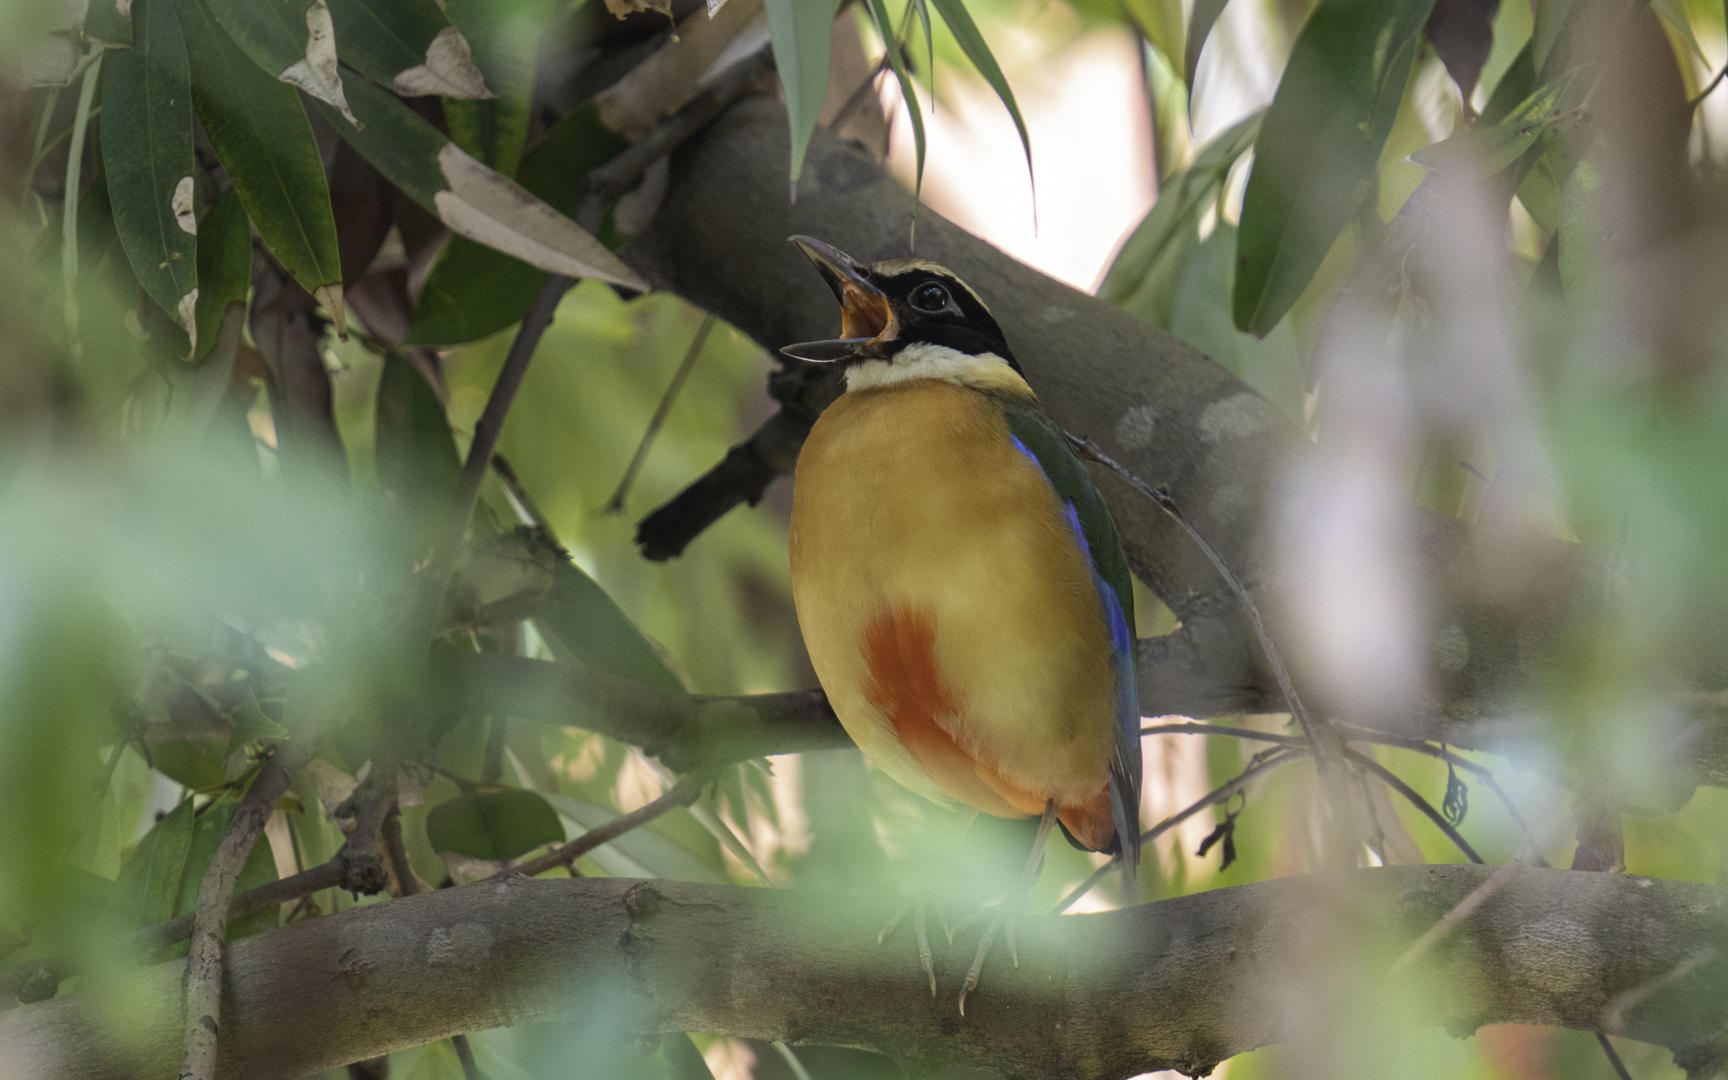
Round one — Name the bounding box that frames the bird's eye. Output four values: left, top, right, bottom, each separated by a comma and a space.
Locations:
910, 281, 950, 313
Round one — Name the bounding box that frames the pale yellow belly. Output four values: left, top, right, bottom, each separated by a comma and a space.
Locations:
788, 379, 1116, 816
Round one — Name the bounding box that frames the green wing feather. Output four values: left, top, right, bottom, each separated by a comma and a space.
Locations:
997, 397, 1143, 874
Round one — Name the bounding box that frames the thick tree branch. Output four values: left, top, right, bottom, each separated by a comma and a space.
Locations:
441, 651, 849, 771
5, 868, 1724, 1080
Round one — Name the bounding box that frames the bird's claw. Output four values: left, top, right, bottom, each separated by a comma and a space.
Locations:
878, 900, 937, 997
957, 907, 1018, 1016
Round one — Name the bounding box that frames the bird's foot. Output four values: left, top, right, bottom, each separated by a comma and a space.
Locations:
952, 798, 1060, 1016
878, 900, 937, 997
957, 905, 1023, 1016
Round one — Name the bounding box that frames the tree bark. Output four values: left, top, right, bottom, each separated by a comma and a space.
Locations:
3, 867, 1723, 1080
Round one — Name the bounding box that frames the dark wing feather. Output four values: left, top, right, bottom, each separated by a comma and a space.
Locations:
998, 399, 1142, 877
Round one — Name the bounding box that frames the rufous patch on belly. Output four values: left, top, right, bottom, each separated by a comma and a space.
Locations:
861, 605, 1048, 819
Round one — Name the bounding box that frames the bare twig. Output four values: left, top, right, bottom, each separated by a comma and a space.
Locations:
446, 272, 572, 555
179, 740, 318, 1080
504, 774, 704, 879
491, 454, 552, 530
771, 1041, 814, 1080
1335, 724, 1540, 859
1688, 65, 1728, 110
1141, 721, 1306, 748
1344, 749, 1484, 865
382, 804, 418, 898
1051, 748, 1306, 914
453, 1033, 485, 1080
1596, 1033, 1635, 1080
826, 57, 890, 133
603, 312, 716, 514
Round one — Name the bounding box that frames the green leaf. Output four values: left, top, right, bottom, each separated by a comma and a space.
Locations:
929, 0, 1033, 196
181, 0, 342, 307
226, 692, 291, 753
110, 799, 195, 929
202, 0, 359, 124
764, 0, 833, 189
1120, 0, 1184, 76
85, 0, 133, 44
375, 351, 460, 531
1479, 39, 1534, 125
864, 0, 928, 209
102, 0, 198, 338
145, 734, 233, 790
535, 561, 686, 693
541, 794, 724, 883
1184, 0, 1229, 88
326, 0, 494, 99
426, 789, 564, 860
310, 69, 648, 291
1408, 75, 1571, 178
189, 185, 251, 363
1099, 110, 1260, 315
407, 104, 628, 347
1232, 0, 1436, 335
1651, 0, 1708, 64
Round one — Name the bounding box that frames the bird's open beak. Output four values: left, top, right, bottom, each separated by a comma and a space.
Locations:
781, 235, 897, 363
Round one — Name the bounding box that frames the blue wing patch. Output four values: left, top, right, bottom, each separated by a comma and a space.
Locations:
1006, 422, 1141, 874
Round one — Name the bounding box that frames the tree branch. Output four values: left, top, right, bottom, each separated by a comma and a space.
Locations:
6, 869, 1724, 1080
178, 742, 318, 1080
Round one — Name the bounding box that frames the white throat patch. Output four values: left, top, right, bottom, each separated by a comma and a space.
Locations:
843, 343, 1033, 397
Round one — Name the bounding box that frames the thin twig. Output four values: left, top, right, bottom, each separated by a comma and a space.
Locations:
827, 57, 889, 133
1688, 64, 1727, 110
1141, 721, 1306, 748
382, 804, 418, 897
504, 775, 703, 879
179, 740, 318, 1080
603, 312, 716, 514
491, 454, 552, 530
445, 272, 571, 554
1344, 749, 1484, 865
772, 1042, 814, 1080
453, 1033, 485, 1080
1335, 724, 1542, 861
1051, 748, 1306, 914
1596, 1033, 1635, 1080
1149, 719, 1544, 867
1065, 435, 1346, 776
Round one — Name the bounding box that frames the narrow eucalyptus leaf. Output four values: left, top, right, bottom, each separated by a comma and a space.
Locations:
102, 0, 198, 332
1233, 0, 1436, 335
181, 0, 341, 300
763, 0, 833, 187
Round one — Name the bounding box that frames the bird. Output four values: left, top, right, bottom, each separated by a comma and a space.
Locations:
781, 235, 1142, 1013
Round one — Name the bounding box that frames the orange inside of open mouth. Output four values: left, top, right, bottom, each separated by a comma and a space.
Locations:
839, 283, 893, 341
